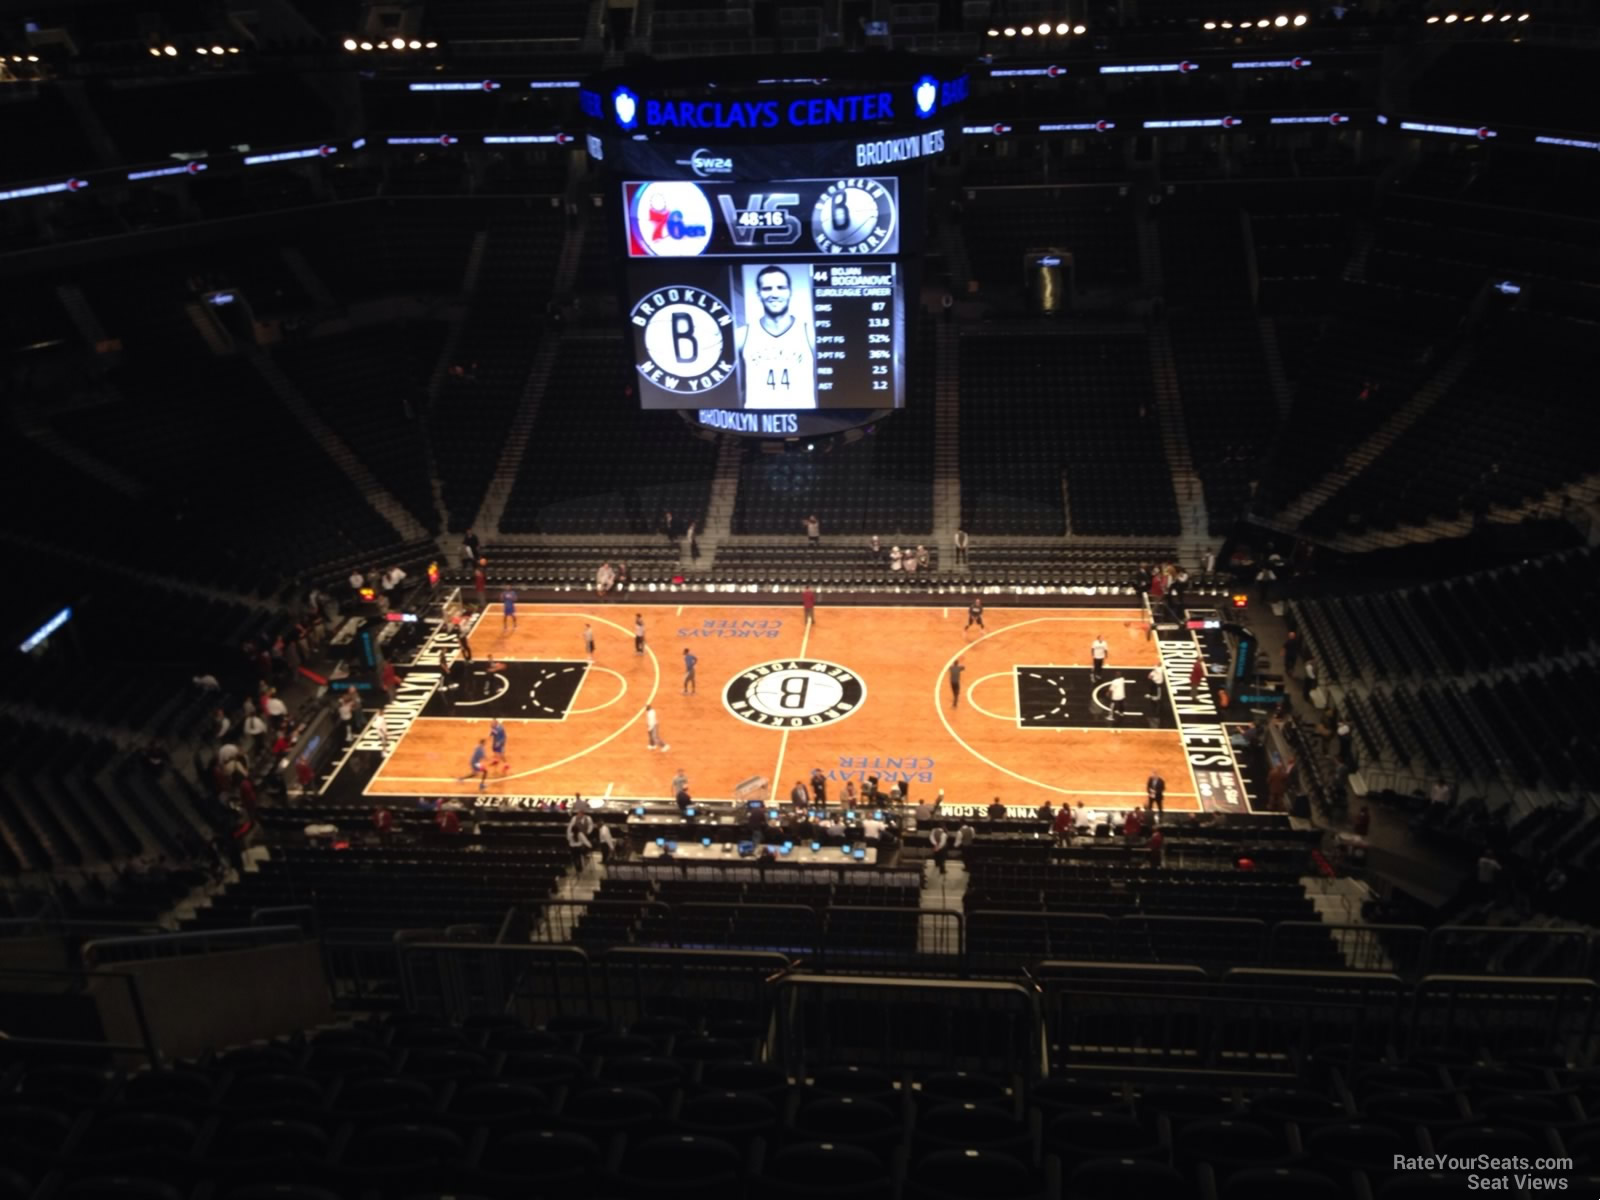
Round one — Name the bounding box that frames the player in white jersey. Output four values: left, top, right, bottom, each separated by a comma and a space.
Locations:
738, 265, 816, 409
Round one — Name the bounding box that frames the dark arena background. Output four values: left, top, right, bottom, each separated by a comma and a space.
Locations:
2, 2, 1600, 1196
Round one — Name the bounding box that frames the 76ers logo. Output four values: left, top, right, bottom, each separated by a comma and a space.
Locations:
630, 287, 736, 395
629, 181, 714, 257
724, 659, 866, 728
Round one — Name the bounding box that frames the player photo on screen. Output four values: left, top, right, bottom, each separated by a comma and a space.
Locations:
735, 263, 817, 410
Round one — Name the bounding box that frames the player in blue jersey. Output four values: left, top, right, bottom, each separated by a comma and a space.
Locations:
500, 587, 518, 635
488, 718, 509, 775
461, 738, 489, 791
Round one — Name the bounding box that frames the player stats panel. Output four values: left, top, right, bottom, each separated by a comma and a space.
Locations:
623, 176, 907, 411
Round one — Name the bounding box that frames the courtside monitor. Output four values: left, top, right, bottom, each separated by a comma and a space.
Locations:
685, 806, 696, 816
738, 840, 755, 856
811, 841, 822, 851
655, 837, 666, 847
853, 849, 867, 860
634, 806, 646, 816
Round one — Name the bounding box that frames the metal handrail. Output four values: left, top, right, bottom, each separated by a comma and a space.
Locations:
82, 924, 307, 968
0, 965, 163, 1067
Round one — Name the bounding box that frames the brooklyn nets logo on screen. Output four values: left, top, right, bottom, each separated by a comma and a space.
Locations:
724, 659, 866, 728
630, 287, 737, 395
811, 179, 896, 255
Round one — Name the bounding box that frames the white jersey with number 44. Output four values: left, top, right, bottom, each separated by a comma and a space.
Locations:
742, 318, 816, 409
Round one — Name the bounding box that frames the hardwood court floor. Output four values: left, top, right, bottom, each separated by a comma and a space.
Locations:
366, 603, 1201, 811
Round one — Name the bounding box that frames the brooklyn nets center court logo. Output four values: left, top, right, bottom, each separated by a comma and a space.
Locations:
723, 659, 866, 728
631, 286, 737, 395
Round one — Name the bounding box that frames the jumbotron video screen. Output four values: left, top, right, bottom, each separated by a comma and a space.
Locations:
624, 176, 907, 411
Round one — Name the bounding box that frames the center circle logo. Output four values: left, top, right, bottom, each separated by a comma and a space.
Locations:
630, 286, 736, 394
723, 659, 866, 728
811, 179, 896, 255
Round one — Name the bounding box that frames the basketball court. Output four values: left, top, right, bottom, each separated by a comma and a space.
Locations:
323, 599, 1252, 815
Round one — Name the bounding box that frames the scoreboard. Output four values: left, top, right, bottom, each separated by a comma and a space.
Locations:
581, 54, 968, 425
623, 176, 907, 411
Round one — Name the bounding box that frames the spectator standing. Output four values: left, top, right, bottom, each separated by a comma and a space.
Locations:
804, 514, 820, 546
462, 530, 481, 568
954, 528, 969, 566
986, 797, 1006, 820
790, 780, 810, 809
869, 534, 882, 563
1267, 758, 1293, 810
1282, 630, 1301, 675
1052, 804, 1075, 845
1148, 826, 1165, 867
810, 767, 828, 807
242, 710, 267, 756
928, 824, 950, 875
336, 689, 358, 742
1476, 849, 1503, 902
596, 820, 616, 865
567, 811, 593, 870
380, 659, 400, 705
474, 560, 488, 610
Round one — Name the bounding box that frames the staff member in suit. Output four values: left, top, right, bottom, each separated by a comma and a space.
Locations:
1146, 770, 1165, 818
